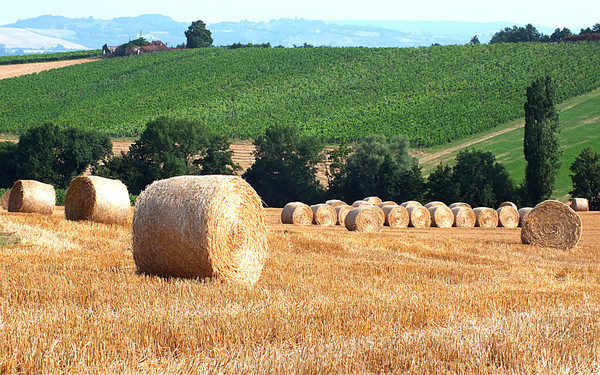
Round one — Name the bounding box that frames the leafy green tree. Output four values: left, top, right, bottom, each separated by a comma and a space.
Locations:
469, 36, 481, 45
114, 37, 151, 57
523, 76, 561, 205
185, 20, 213, 48
325, 140, 353, 199
242, 124, 324, 207
550, 28, 572, 42
570, 147, 600, 210
490, 24, 544, 43
425, 163, 458, 203
0, 142, 18, 188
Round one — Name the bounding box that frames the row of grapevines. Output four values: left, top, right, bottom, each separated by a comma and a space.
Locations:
0, 50, 102, 65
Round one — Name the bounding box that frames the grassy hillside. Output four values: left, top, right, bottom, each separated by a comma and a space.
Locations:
420, 88, 600, 201
1, 42, 600, 146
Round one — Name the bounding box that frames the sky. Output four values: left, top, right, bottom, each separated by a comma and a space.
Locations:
1, 0, 598, 29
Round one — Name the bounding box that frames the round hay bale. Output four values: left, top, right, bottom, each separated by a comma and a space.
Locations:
570, 198, 589, 212
518, 207, 533, 227
451, 207, 476, 228
132, 175, 267, 285
401, 200, 422, 208
352, 200, 371, 208
406, 205, 431, 228
497, 205, 520, 228
281, 202, 313, 225
449, 202, 472, 209
382, 205, 409, 228
521, 200, 583, 250
379, 201, 398, 208
428, 205, 454, 228
499, 201, 518, 211
64, 176, 130, 224
325, 199, 347, 207
310, 204, 337, 226
363, 196, 383, 206
334, 205, 353, 225
424, 201, 446, 209
8, 180, 55, 215
344, 206, 383, 232
0, 189, 10, 211
472, 207, 499, 228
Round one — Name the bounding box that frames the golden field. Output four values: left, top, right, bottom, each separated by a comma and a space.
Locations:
0, 207, 599, 374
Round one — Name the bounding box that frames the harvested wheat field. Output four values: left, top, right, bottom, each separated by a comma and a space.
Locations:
1, 207, 600, 373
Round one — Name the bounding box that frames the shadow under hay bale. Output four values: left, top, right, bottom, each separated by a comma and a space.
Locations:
132, 175, 268, 285
65, 176, 130, 224
281, 202, 313, 225
451, 207, 476, 228
8, 180, 55, 215
521, 200, 582, 250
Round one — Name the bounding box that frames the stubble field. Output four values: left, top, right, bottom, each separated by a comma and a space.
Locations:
0, 207, 599, 373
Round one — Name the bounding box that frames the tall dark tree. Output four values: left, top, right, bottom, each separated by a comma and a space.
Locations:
550, 27, 572, 42
469, 35, 481, 45
523, 76, 561, 205
0, 142, 18, 188
570, 147, 600, 211
425, 163, 458, 203
490, 24, 544, 43
185, 20, 213, 48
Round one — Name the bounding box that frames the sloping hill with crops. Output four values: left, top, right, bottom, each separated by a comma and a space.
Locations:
1, 42, 600, 146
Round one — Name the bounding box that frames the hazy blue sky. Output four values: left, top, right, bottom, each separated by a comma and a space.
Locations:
1, 0, 598, 29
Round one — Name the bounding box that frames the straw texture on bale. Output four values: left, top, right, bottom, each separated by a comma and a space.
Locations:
521, 200, 583, 250
379, 201, 398, 208
425, 201, 446, 209
334, 205, 353, 225
499, 201, 518, 211
281, 202, 313, 225
325, 199, 347, 208
449, 202, 472, 209
310, 204, 337, 226
428, 205, 454, 228
518, 207, 533, 227
363, 196, 383, 206
0, 190, 9, 211
64, 176, 130, 224
344, 206, 383, 232
407, 205, 431, 228
132, 175, 268, 285
352, 200, 371, 208
496, 205, 520, 228
382, 205, 409, 228
570, 198, 589, 212
451, 207, 476, 228
473, 207, 499, 228
8, 180, 55, 215
401, 200, 422, 208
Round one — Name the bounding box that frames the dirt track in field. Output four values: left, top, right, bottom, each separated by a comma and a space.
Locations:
0, 59, 98, 80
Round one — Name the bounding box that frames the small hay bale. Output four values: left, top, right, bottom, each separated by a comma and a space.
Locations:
428, 205, 454, 228
570, 198, 589, 212
518, 207, 533, 227
379, 201, 398, 208
401, 200, 422, 208
452, 207, 476, 228
499, 201, 518, 211
363, 196, 383, 206
334, 205, 353, 225
449, 202, 472, 209
472, 207, 498, 228
345, 206, 383, 232
497, 205, 520, 228
424, 201, 446, 209
0, 189, 10, 210
325, 199, 347, 207
521, 200, 582, 250
64, 176, 130, 224
310, 204, 337, 226
352, 200, 371, 208
281, 202, 313, 225
132, 175, 268, 285
382, 205, 409, 228
406, 205, 431, 228
8, 180, 55, 215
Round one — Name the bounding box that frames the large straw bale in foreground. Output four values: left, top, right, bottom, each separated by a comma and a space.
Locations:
496, 205, 520, 228
281, 202, 313, 225
407, 206, 431, 228
521, 200, 582, 250
518, 207, 533, 227
382, 205, 409, 228
452, 207, 476, 227
570, 198, 589, 212
8, 180, 55, 215
345, 206, 383, 232
132, 175, 268, 285
334, 205, 353, 225
449, 202, 472, 209
363, 196, 383, 206
428, 205, 454, 228
0, 190, 9, 211
310, 204, 337, 226
401, 200, 422, 208
473, 207, 498, 228
325, 199, 347, 208
65, 176, 130, 224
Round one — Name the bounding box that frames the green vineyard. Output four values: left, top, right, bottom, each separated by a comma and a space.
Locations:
1, 42, 600, 146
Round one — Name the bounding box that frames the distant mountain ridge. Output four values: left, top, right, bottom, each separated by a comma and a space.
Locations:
0, 14, 554, 54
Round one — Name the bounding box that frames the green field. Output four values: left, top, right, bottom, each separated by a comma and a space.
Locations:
1, 42, 600, 146
420, 88, 600, 201
0, 50, 101, 65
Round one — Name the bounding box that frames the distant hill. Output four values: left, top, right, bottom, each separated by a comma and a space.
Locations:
0, 27, 89, 53
0, 14, 551, 54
